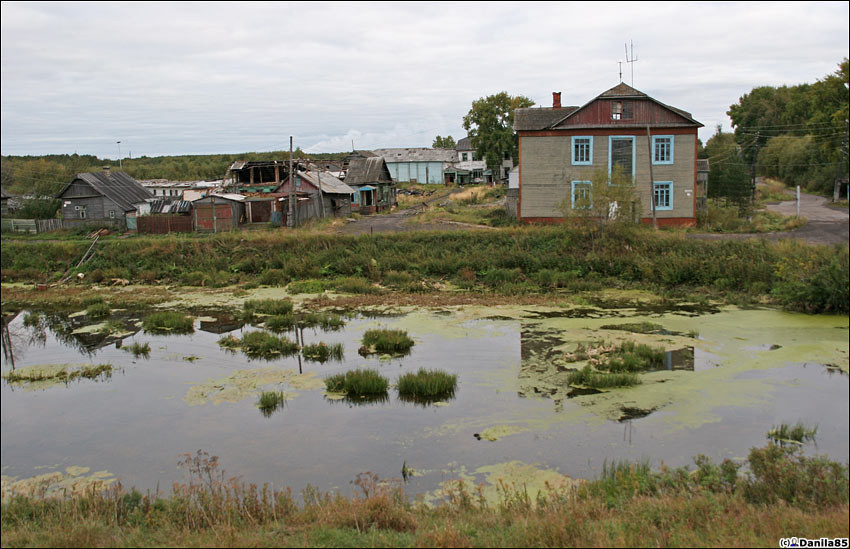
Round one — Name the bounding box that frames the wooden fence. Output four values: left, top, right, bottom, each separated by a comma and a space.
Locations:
137, 215, 194, 234
2, 218, 124, 233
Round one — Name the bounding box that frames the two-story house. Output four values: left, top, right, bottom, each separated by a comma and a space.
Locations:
513, 83, 703, 226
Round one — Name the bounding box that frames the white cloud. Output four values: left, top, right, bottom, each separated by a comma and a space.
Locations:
2, 1, 848, 157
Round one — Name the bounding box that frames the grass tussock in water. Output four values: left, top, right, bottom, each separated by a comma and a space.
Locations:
264, 314, 295, 333
256, 391, 286, 417
1, 443, 845, 548
566, 365, 640, 389
142, 311, 194, 334
325, 368, 389, 398
767, 422, 818, 446
397, 368, 457, 401
302, 342, 344, 363
239, 331, 300, 359
361, 329, 414, 355
597, 341, 666, 373
122, 341, 151, 358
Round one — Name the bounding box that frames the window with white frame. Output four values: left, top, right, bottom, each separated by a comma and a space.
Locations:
653, 182, 673, 211
571, 181, 592, 209
572, 136, 593, 165
652, 136, 674, 164
79, 206, 87, 219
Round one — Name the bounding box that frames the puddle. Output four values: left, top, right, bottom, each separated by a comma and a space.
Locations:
1, 304, 847, 501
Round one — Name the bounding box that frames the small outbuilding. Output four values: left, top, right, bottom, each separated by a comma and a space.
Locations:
191, 194, 245, 232
55, 167, 153, 228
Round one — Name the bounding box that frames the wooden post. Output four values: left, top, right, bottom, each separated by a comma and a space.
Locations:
317, 169, 326, 219
646, 125, 657, 229
288, 137, 294, 227
211, 195, 217, 233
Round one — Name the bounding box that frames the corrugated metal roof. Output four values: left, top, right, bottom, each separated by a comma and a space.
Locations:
57, 171, 153, 212
298, 170, 354, 195
149, 199, 193, 214
344, 157, 393, 186
372, 148, 457, 163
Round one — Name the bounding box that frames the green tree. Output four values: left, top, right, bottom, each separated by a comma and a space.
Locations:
432, 135, 456, 149
559, 167, 641, 238
462, 92, 534, 176
704, 128, 750, 205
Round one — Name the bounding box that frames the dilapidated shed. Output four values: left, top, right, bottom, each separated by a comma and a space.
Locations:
191, 194, 245, 232
343, 157, 397, 214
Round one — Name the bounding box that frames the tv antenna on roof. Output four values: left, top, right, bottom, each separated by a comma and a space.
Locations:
625, 40, 637, 87
618, 61, 623, 83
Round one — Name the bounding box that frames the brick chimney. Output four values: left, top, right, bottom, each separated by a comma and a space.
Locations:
553, 92, 562, 109
103, 166, 111, 175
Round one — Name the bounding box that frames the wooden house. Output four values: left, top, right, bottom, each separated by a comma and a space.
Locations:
343, 157, 397, 214
276, 169, 355, 220
56, 168, 153, 228
371, 147, 457, 185
226, 160, 288, 193
513, 84, 703, 226
1, 188, 18, 216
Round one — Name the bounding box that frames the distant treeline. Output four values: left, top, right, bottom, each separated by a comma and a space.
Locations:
709, 58, 849, 197
0, 150, 348, 198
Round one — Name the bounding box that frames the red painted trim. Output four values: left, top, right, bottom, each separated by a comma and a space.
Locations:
518, 127, 698, 138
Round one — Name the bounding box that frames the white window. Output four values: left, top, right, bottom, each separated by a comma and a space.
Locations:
571, 181, 592, 209
653, 182, 673, 211
571, 136, 593, 165
652, 136, 674, 165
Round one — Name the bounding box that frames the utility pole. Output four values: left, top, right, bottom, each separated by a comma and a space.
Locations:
116, 141, 122, 170
317, 166, 326, 219
646, 125, 657, 229
288, 136, 294, 227
750, 131, 760, 207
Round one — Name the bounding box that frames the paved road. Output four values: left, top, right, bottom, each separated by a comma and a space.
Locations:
690, 191, 848, 246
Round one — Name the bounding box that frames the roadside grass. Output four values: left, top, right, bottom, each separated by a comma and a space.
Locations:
1, 440, 845, 548
2, 224, 847, 314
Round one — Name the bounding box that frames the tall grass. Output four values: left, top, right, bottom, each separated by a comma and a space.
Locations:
566, 366, 640, 388
122, 341, 151, 358
302, 342, 344, 363
142, 311, 194, 334
598, 341, 666, 373
85, 301, 111, 318
1, 443, 846, 548
767, 422, 818, 446
325, 368, 389, 398
397, 368, 457, 402
243, 299, 294, 316
240, 331, 300, 359
362, 329, 414, 355
3, 225, 847, 314
256, 391, 286, 417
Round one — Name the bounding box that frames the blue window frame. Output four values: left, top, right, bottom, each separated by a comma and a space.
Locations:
608, 136, 635, 180
652, 135, 674, 165
653, 182, 673, 211
571, 136, 593, 165
571, 181, 592, 209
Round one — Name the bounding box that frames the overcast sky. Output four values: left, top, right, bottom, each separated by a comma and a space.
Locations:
1, 1, 848, 159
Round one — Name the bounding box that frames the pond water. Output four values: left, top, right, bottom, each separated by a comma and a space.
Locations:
2, 303, 848, 500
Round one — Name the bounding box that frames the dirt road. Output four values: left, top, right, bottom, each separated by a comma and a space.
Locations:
690, 191, 848, 246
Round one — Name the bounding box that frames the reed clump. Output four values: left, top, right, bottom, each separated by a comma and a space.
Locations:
239, 331, 300, 359
243, 299, 294, 316
361, 329, 415, 355
397, 368, 457, 401
123, 341, 151, 358
256, 391, 286, 417
142, 311, 194, 334
325, 368, 389, 398
302, 342, 344, 363
566, 365, 640, 389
